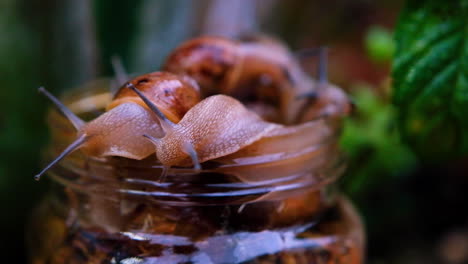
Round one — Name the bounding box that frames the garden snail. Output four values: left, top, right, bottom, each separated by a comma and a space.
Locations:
163, 35, 314, 124
128, 84, 279, 168
35, 72, 201, 180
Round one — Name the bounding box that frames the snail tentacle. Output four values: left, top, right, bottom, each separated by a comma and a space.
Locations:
127, 83, 175, 132
38, 87, 85, 130
182, 141, 201, 170
34, 134, 89, 181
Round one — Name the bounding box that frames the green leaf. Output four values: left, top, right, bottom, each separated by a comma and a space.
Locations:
392, 0, 468, 159
365, 26, 395, 63
340, 87, 417, 196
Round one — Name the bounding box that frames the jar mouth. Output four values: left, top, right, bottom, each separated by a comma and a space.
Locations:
46, 79, 345, 205
49, 146, 345, 205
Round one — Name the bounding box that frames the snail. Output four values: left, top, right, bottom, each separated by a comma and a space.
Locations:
35, 72, 201, 180
163, 35, 315, 124
127, 84, 279, 169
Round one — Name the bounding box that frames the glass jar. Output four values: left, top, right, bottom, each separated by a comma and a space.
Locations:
29, 81, 364, 264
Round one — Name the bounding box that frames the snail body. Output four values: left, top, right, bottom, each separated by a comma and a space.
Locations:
128, 85, 279, 168
79, 102, 164, 159
35, 72, 200, 180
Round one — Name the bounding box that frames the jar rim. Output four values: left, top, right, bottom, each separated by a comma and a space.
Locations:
48, 149, 345, 205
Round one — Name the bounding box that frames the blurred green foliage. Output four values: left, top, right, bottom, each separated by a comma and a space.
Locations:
392, 0, 468, 159
0, 0, 45, 251
365, 26, 395, 63
340, 87, 417, 196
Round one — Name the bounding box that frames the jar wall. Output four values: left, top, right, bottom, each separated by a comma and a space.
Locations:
29, 84, 364, 264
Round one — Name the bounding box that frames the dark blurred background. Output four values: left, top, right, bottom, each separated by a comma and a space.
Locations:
1, 0, 467, 263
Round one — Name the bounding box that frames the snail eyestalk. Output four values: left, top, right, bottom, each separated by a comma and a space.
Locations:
293, 46, 328, 84
38, 87, 85, 130
127, 83, 175, 132
293, 47, 328, 123
143, 134, 161, 145
34, 134, 89, 181
295, 46, 328, 100
317, 47, 328, 85
111, 55, 128, 86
